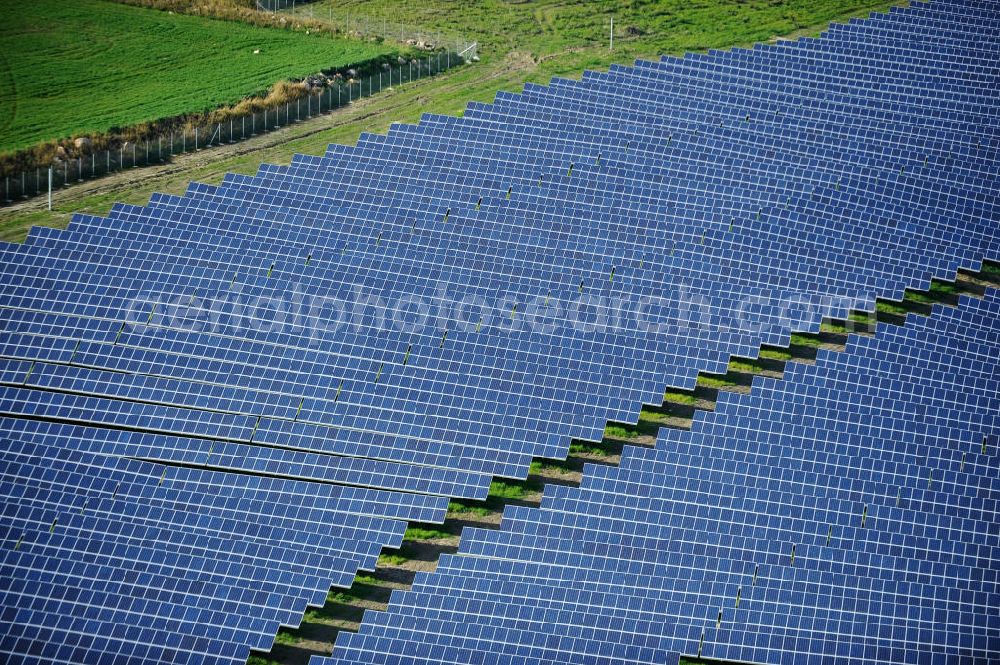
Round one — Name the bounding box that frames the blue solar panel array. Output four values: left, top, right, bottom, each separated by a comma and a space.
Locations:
0, 0, 998, 662
0, 440, 447, 664
322, 292, 1000, 665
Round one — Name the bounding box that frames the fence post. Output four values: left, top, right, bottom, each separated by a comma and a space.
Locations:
133, 142, 137, 166
48, 168, 52, 210
194, 127, 199, 150
107, 150, 110, 174
4, 177, 8, 203
78, 157, 83, 182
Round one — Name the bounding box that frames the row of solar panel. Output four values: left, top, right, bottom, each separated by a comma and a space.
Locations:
1, 0, 992, 536
0, 0, 992, 508
1, 0, 998, 662
320, 291, 1000, 665
0, 433, 449, 664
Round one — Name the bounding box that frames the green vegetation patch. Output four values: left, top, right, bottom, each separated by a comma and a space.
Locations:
698, 373, 742, 389
447, 500, 492, 517
823, 311, 876, 333
377, 551, 409, 566
789, 333, 825, 348
604, 424, 641, 439
569, 441, 610, 456
272, 631, 300, 646
247, 657, 282, 665
904, 290, 939, 305
0, 0, 394, 153
663, 389, 699, 405
294, 0, 903, 61
403, 526, 452, 541
488, 479, 528, 500
728, 358, 766, 373
875, 300, 908, 316
326, 589, 355, 604
982, 261, 1000, 276
929, 280, 960, 295
529, 459, 574, 474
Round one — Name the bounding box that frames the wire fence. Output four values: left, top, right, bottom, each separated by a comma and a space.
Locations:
2, 52, 464, 207
256, 0, 320, 12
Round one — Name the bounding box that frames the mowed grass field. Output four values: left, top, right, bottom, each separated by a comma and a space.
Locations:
0, 0, 395, 154
0, 0, 904, 242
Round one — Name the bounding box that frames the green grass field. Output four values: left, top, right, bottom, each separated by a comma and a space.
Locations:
290, 0, 904, 62
0, 0, 395, 154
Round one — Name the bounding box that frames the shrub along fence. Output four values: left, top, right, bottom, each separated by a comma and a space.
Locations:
3, 50, 467, 207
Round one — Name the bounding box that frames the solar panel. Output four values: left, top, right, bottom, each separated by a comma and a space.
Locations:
321, 292, 1000, 665
0, 0, 997, 662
